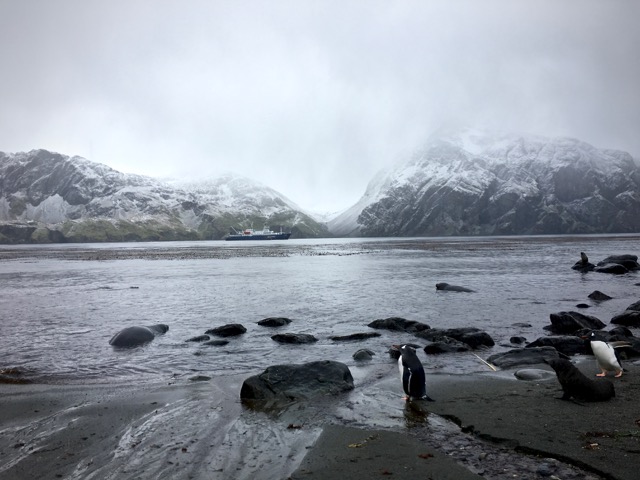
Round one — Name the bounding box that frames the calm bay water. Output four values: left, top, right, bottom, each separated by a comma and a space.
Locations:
1, 235, 638, 384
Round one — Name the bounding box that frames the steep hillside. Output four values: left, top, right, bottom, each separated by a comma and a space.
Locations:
0, 150, 328, 243
329, 130, 640, 236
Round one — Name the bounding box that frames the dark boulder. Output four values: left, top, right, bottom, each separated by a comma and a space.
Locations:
423, 337, 470, 354
416, 327, 495, 349
240, 360, 354, 406
626, 300, 640, 311
435, 282, 476, 292
526, 336, 588, 356
352, 349, 376, 361
514, 369, 556, 381
609, 326, 634, 337
186, 335, 210, 342
487, 346, 567, 369
588, 290, 612, 302
599, 254, 639, 270
329, 332, 381, 342
257, 317, 292, 327
368, 317, 431, 333
271, 333, 318, 344
611, 310, 640, 327
202, 339, 229, 346
109, 324, 169, 347
545, 311, 605, 334
594, 263, 628, 274
600, 254, 638, 263
205, 323, 247, 337
457, 331, 495, 349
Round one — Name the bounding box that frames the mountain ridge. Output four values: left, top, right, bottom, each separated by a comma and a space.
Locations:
0, 149, 328, 243
328, 130, 640, 236
2, 129, 639, 244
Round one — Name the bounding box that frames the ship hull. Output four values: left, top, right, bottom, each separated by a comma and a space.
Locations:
225, 233, 292, 241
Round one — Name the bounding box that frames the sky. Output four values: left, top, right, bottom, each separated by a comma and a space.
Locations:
1, 1, 639, 214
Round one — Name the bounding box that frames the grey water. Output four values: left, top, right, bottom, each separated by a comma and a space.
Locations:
1, 235, 639, 385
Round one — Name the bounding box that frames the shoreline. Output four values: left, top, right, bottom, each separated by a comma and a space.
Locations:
1, 360, 638, 479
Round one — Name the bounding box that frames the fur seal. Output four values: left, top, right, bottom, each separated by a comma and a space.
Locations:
546, 358, 615, 402
392, 344, 434, 401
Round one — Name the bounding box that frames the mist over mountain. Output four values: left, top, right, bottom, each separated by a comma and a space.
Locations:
2, 129, 639, 244
328, 130, 640, 236
0, 150, 327, 243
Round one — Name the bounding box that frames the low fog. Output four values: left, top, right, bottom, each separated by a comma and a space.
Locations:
1, 0, 638, 213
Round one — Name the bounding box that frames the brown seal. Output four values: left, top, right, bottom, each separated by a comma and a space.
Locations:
546, 358, 615, 402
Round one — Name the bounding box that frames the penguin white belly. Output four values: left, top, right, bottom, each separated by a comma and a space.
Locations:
397, 356, 411, 396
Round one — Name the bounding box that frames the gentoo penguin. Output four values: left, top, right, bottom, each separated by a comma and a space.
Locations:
392, 344, 434, 401
584, 332, 628, 378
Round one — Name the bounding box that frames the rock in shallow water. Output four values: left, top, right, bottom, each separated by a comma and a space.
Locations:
271, 333, 318, 344
545, 311, 605, 334
352, 348, 376, 361
109, 324, 169, 347
257, 317, 292, 327
368, 317, 430, 333
205, 323, 247, 337
435, 282, 476, 292
240, 360, 354, 406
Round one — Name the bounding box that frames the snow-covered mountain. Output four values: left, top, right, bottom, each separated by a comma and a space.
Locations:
0, 149, 328, 243
328, 129, 640, 236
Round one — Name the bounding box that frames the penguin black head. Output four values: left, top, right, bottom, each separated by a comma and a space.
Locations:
582, 331, 606, 342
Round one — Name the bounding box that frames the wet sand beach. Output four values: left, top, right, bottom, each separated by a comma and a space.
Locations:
1, 361, 638, 480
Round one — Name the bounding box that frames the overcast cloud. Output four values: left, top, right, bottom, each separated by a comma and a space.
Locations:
1, 0, 638, 213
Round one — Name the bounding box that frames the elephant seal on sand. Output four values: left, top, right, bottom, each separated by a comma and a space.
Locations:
109, 324, 169, 347
546, 358, 615, 402
436, 282, 475, 293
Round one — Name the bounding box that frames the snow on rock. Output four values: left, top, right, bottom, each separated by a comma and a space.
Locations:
0, 150, 328, 242
329, 129, 640, 237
